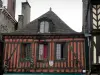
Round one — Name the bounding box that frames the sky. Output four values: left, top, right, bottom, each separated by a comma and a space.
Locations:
3, 0, 82, 32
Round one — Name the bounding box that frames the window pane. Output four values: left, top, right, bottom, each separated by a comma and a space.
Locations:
44, 21, 49, 32
26, 44, 31, 58
56, 44, 61, 60
99, 56, 100, 63
93, 36, 97, 63
93, 46, 96, 63
21, 43, 31, 59
40, 22, 44, 33
39, 44, 44, 60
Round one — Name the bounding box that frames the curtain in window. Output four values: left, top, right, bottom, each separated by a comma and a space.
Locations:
39, 44, 43, 60
39, 44, 48, 60
40, 21, 49, 33
40, 22, 44, 33
45, 21, 49, 32
56, 44, 61, 60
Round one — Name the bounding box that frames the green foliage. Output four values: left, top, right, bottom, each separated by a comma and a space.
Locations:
20, 56, 33, 62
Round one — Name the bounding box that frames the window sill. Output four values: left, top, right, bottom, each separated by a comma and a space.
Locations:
37, 59, 48, 62
20, 57, 33, 62
37, 60, 48, 62
55, 58, 66, 61
38, 32, 50, 33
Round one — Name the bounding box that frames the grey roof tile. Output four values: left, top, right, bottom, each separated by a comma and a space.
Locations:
12, 10, 79, 34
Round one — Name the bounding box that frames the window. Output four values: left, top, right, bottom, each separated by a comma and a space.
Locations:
38, 43, 48, 60
21, 43, 31, 59
40, 21, 49, 33
93, 36, 97, 63
56, 43, 65, 60
98, 56, 100, 63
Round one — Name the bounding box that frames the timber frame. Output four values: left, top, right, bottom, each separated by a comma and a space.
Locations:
2, 33, 86, 73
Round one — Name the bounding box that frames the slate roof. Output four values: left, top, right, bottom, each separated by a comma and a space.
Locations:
11, 10, 80, 35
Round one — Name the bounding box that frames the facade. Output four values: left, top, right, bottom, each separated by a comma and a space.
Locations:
82, 0, 100, 74
2, 9, 86, 75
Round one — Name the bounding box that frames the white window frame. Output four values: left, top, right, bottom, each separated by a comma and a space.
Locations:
40, 21, 49, 33
56, 44, 61, 60
39, 44, 44, 60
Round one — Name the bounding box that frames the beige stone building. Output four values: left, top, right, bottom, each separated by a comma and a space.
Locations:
0, 0, 17, 33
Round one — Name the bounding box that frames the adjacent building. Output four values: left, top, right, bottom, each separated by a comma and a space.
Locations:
82, 0, 100, 74
0, 0, 17, 33
0, 0, 17, 74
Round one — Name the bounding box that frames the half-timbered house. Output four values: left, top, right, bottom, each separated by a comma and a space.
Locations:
83, 0, 100, 74
2, 9, 86, 75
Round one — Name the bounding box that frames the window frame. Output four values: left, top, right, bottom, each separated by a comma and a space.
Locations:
39, 21, 49, 33
38, 17, 54, 33
20, 43, 32, 62
37, 42, 49, 61
55, 42, 66, 60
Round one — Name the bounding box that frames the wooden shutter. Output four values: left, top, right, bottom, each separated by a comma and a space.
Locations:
36, 43, 39, 60
47, 43, 50, 60
54, 42, 56, 60
44, 44, 48, 59
63, 42, 68, 60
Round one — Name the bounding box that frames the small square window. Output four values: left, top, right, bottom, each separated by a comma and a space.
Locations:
40, 21, 49, 33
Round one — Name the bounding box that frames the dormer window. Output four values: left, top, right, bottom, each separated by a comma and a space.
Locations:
40, 21, 49, 33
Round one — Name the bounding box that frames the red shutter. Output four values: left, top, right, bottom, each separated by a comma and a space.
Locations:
43, 45, 47, 59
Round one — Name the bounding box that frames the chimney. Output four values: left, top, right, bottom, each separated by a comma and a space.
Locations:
7, 0, 16, 18
22, 1, 31, 26
18, 15, 24, 29
82, 0, 89, 33
0, 0, 2, 7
